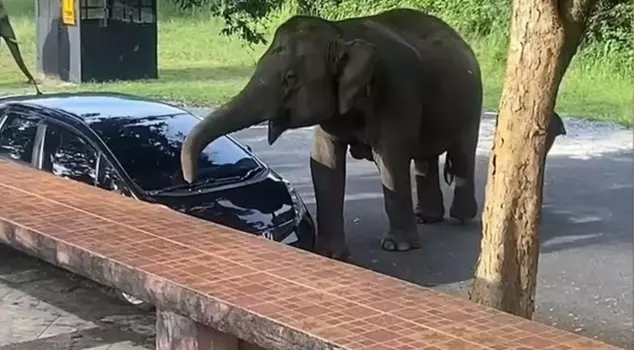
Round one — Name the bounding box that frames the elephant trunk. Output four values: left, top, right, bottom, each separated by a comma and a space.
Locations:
180, 77, 271, 183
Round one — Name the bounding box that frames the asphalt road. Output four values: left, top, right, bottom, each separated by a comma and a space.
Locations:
189, 108, 634, 348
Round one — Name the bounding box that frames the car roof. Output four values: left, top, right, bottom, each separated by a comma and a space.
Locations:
0, 91, 193, 123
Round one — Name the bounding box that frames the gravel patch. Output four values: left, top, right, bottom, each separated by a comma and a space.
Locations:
180, 105, 633, 158
477, 112, 632, 158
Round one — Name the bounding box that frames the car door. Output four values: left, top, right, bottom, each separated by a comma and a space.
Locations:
39, 122, 100, 187
0, 107, 44, 169
38, 122, 133, 197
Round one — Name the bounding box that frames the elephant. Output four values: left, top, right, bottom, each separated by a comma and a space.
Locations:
0, 0, 40, 93
180, 8, 484, 259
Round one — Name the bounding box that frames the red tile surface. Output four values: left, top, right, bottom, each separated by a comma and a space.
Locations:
0, 159, 623, 350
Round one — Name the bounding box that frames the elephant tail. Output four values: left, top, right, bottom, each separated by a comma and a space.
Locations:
443, 157, 454, 186
551, 112, 567, 136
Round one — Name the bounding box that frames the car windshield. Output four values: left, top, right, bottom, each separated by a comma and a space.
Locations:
87, 112, 261, 192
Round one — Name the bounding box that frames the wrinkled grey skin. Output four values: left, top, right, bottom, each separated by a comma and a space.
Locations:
180, 8, 484, 259
348, 111, 566, 219
0, 0, 40, 93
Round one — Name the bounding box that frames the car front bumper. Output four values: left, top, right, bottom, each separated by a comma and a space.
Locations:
262, 210, 315, 252
286, 212, 316, 252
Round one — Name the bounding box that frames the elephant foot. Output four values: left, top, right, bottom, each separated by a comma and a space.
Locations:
316, 247, 351, 262
449, 195, 477, 224
414, 179, 445, 225
331, 247, 351, 262
380, 233, 421, 252
315, 240, 350, 262
414, 210, 445, 225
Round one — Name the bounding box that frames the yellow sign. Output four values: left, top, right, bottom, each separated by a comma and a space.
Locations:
62, 0, 76, 26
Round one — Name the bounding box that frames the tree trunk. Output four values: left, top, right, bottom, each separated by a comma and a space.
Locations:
470, 0, 598, 319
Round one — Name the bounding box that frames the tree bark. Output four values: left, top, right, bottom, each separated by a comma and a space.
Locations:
470, 0, 598, 319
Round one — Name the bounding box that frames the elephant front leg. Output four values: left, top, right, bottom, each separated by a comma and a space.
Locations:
373, 149, 421, 252
414, 156, 445, 224
310, 126, 349, 261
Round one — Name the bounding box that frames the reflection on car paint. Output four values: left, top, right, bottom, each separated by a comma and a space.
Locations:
87, 113, 262, 192
156, 173, 297, 241
0, 113, 39, 164
0, 93, 316, 252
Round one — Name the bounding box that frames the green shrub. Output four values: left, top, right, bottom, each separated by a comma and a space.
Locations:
584, 0, 633, 53
1, 0, 631, 124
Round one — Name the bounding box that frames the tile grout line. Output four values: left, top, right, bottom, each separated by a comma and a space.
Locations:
0, 168, 617, 349
0, 177, 605, 349
2, 214, 433, 348
0, 161, 559, 323
0, 219, 353, 349
1, 205, 499, 349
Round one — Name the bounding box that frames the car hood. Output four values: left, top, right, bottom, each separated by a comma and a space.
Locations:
149, 171, 297, 239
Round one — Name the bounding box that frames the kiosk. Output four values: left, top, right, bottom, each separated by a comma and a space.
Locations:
36, 0, 158, 83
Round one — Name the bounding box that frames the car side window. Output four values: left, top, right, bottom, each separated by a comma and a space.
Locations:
44, 124, 99, 187
0, 111, 42, 165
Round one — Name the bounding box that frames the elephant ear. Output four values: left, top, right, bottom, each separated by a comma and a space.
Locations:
333, 39, 377, 116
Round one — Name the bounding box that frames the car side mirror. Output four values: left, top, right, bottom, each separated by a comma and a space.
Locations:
245, 145, 253, 152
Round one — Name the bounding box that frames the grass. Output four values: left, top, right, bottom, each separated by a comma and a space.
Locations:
0, 0, 631, 126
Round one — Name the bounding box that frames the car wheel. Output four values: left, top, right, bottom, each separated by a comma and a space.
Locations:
118, 291, 156, 312
106, 192, 155, 311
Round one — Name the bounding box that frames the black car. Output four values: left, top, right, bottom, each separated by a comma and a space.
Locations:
0, 92, 316, 251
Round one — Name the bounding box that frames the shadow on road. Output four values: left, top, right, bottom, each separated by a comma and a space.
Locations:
254, 147, 633, 288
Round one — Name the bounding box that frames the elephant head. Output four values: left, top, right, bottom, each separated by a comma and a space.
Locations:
180, 16, 379, 183
0, 0, 40, 93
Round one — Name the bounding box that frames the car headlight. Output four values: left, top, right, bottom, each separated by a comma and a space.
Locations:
283, 179, 307, 226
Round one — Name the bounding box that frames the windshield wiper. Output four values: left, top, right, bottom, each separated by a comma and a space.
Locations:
188, 175, 244, 191
149, 176, 239, 195
239, 164, 262, 181
149, 164, 263, 196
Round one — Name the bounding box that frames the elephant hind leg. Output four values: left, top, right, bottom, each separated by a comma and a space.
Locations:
413, 156, 445, 224
373, 149, 421, 252
446, 132, 479, 224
